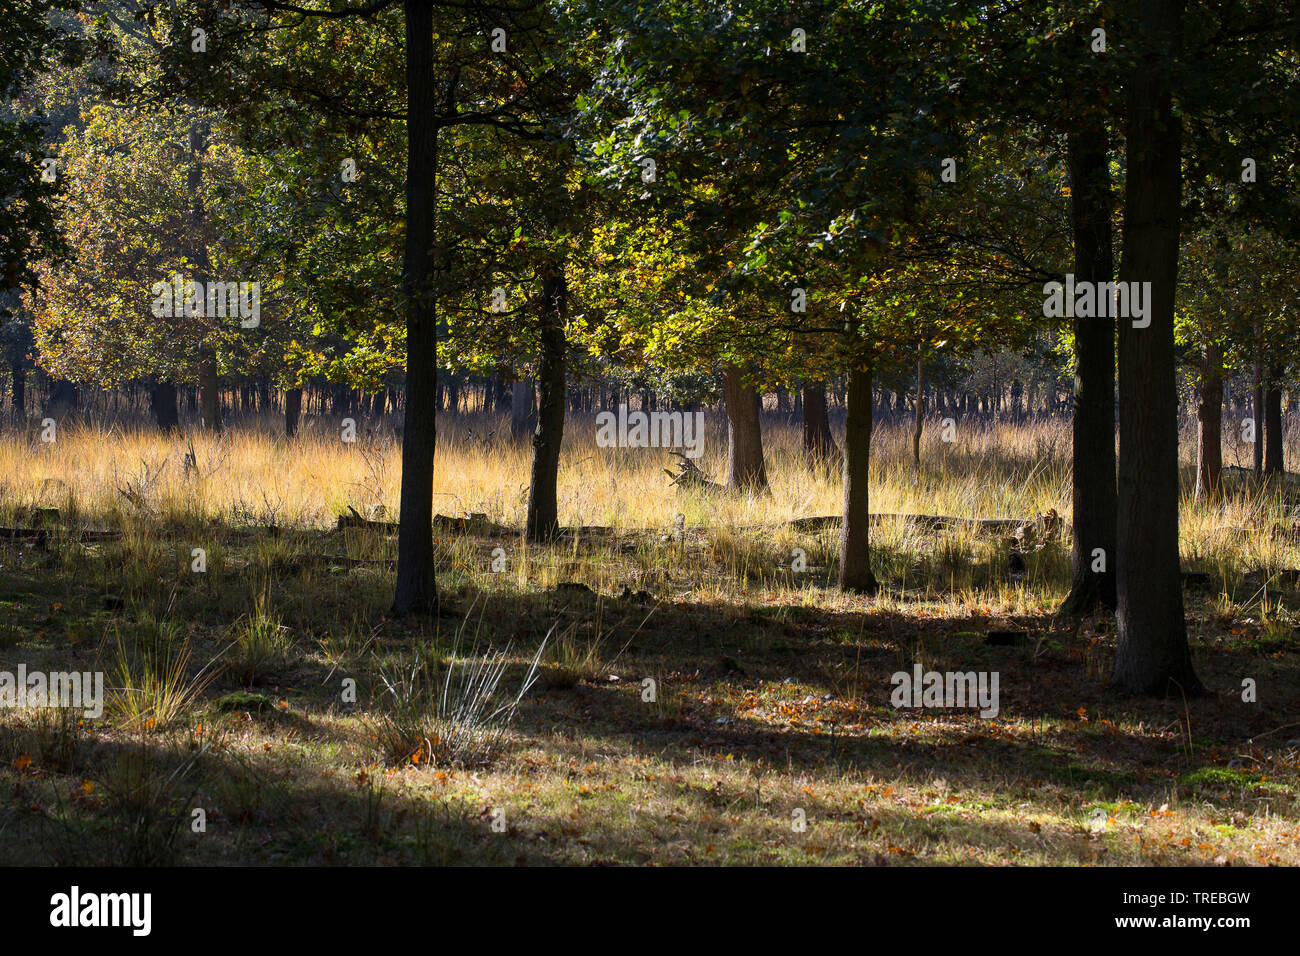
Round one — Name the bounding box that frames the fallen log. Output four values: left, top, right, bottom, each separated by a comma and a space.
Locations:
338, 509, 519, 537
337, 506, 400, 534
433, 513, 515, 536
330, 508, 1067, 543
787, 514, 1033, 535
665, 452, 725, 492
269, 553, 397, 573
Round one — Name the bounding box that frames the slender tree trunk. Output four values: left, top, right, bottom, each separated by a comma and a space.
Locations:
199, 354, 220, 431
1113, 0, 1202, 696
1252, 363, 1264, 478
723, 366, 768, 491
392, 0, 441, 615
510, 378, 535, 440
1190, 348, 1222, 504
285, 387, 302, 438
187, 121, 221, 433
526, 267, 567, 542
1060, 113, 1117, 614
801, 382, 840, 464
839, 365, 878, 594
911, 356, 924, 471
492, 369, 510, 414
1195, 344, 1223, 502
11, 360, 24, 414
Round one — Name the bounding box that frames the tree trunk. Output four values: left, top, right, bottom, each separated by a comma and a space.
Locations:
187, 120, 221, 433
1113, 0, 1202, 696
491, 369, 510, 414
1264, 372, 1284, 477
11, 360, 24, 414
1060, 113, 1117, 614
526, 267, 567, 542
911, 356, 924, 471
285, 387, 303, 438
839, 365, 878, 594
151, 382, 179, 432
1252, 364, 1264, 478
392, 0, 441, 615
199, 354, 221, 431
510, 378, 535, 440
723, 366, 768, 491
1195, 344, 1223, 502
801, 382, 840, 464
48, 379, 77, 412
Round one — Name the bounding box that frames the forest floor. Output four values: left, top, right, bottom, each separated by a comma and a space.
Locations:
0, 414, 1297, 865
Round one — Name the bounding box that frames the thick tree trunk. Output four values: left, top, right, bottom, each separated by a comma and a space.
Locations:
1264, 373, 1284, 477
801, 382, 840, 464
723, 366, 768, 491
526, 267, 567, 542
839, 365, 878, 594
392, 0, 441, 615
151, 382, 179, 432
285, 387, 303, 438
1195, 345, 1223, 502
1060, 115, 1117, 614
1113, 0, 1202, 696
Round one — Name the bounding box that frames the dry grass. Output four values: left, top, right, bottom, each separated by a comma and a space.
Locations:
0, 410, 1297, 866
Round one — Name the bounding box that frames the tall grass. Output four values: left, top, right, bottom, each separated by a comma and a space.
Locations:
4, 410, 1297, 577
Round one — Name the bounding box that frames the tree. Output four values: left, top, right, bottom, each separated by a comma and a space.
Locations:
1112, 0, 1203, 697
193, 0, 554, 613
25, 105, 264, 428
